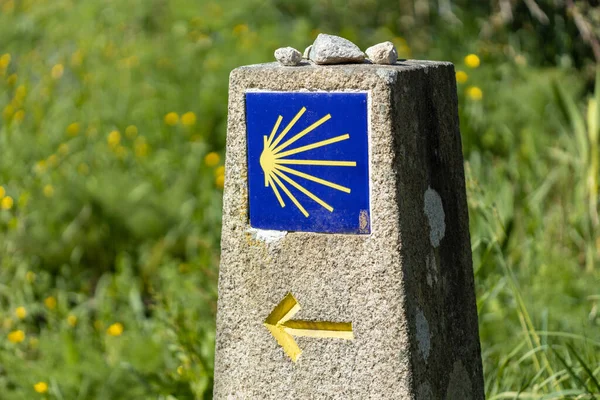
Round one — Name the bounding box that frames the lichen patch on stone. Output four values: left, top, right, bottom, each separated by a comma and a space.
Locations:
425, 250, 438, 286
415, 308, 430, 362
423, 187, 445, 247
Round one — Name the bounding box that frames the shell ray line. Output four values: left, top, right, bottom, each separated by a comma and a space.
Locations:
266, 115, 283, 146
272, 168, 334, 212
267, 174, 285, 207
272, 114, 331, 154
274, 164, 351, 193
269, 107, 306, 150
263, 136, 270, 187
275, 134, 350, 159
276, 159, 357, 167
270, 172, 309, 217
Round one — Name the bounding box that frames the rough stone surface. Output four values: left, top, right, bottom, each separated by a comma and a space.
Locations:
365, 41, 398, 65
309, 33, 365, 64
446, 361, 473, 400
274, 46, 302, 66
214, 61, 484, 399
303, 44, 312, 59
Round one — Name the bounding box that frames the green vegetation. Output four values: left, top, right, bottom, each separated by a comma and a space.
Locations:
0, 0, 599, 398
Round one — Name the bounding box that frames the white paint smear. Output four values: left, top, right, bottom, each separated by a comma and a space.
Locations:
247, 228, 287, 244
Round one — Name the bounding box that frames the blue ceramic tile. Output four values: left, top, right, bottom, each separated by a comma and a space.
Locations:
246, 91, 370, 234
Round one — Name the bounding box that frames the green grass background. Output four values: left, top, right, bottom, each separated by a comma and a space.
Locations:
1, 0, 599, 399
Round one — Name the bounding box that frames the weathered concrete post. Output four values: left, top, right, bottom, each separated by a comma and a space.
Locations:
214, 60, 484, 399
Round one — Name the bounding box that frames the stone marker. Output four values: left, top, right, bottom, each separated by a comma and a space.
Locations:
214, 60, 485, 399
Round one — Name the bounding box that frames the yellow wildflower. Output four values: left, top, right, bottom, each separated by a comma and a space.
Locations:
181, 111, 197, 126
6, 73, 17, 86
15, 85, 26, 100
107, 322, 124, 337
125, 55, 139, 68
216, 174, 225, 189
67, 314, 77, 327
455, 70, 468, 84
77, 163, 89, 175
204, 152, 220, 167
13, 109, 25, 122
464, 54, 480, 68
0, 186, 5, 198
0, 53, 10, 69
15, 307, 27, 320
232, 24, 249, 36
2, 0, 14, 14
3, 104, 14, 120
177, 365, 184, 375
466, 86, 483, 101
26, 271, 36, 283
44, 296, 57, 310
47, 154, 58, 167
134, 137, 149, 157
125, 125, 138, 138
1, 196, 14, 210
215, 165, 225, 177
66, 122, 80, 136
51, 64, 64, 79
58, 143, 69, 155
43, 184, 54, 198
7, 329, 25, 343
107, 130, 121, 147
164, 112, 179, 126
33, 382, 48, 394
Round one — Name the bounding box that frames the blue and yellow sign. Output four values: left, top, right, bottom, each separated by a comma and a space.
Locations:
246, 92, 370, 234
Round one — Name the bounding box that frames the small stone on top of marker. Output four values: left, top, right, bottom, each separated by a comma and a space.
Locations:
365, 41, 398, 65
274, 47, 302, 66
303, 45, 312, 59
309, 33, 365, 65
275, 35, 400, 66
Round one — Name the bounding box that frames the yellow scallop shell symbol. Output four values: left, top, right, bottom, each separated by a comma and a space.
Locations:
259, 107, 357, 217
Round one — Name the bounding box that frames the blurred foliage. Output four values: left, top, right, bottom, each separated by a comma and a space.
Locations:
0, 0, 599, 399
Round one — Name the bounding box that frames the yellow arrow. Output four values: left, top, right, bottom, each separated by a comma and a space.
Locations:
264, 292, 354, 362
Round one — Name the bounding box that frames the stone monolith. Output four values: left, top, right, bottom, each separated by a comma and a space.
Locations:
214, 60, 485, 399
